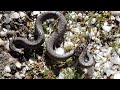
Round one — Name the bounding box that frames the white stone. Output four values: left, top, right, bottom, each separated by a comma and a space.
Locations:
15, 72, 22, 79
95, 63, 101, 68
5, 42, 9, 51
103, 61, 113, 71
110, 55, 120, 65
105, 69, 115, 77
32, 11, 40, 15
19, 12, 26, 17
111, 11, 120, 16
29, 59, 35, 64
113, 72, 120, 79
78, 13, 82, 17
91, 18, 96, 24
4, 73, 12, 77
71, 28, 80, 33
115, 16, 120, 22
0, 14, 2, 20
0, 38, 5, 46
110, 16, 115, 20
8, 57, 16, 62
102, 24, 112, 32
0, 31, 7, 37
15, 62, 22, 69
58, 72, 64, 79
10, 12, 20, 19
72, 15, 76, 19
55, 47, 64, 55
117, 48, 120, 55
4, 65, 11, 73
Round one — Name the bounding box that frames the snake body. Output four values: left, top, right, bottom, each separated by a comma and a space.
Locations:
78, 48, 95, 68
9, 11, 74, 60
9, 11, 95, 67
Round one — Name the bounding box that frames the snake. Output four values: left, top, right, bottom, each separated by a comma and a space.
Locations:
9, 11, 74, 60
78, 47, 95, 68
9, 11, 95, 67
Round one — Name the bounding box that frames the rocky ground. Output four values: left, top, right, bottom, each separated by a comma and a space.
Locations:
0, 11, 120, 79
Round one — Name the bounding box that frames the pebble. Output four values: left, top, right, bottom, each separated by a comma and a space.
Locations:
4, 42, 10, 51
10, 12, 20, 19
0, 38, 5, 46
3, 14, 11, 23
71, 27, 80, 33
102, 23, 112, 32
4, 65, 11, 73
91, 18, 96, 24
19, 12, 26, 17
58, 72, 64, 79
32, 11, 40, 16
105, 69, 115, 77
115, 16, 120, 22
0, 31, 7, 37
113, 72, 120, 79
8, 57, 16, 62
110, 55, 120, 65
117, 48, 120, 55
55, 47, 64, 55
110, 16, 115, 20
29, 59, 35, 64
4, 73, 12, 77
0, 14, 2, 20
103, 61, 113, 71
111, 11, 120, 16
15, 72, 22, 79
15, 62, 22, 69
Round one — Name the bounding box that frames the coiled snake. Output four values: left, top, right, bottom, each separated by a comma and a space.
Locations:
9, 11, 95, 67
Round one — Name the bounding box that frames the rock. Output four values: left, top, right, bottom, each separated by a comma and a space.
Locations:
113, 72, 120, 79
103, 61, 113, 72
117, 48, 120, 55
0, 31, 7, 37
102, 22, 112, 32
29, 59, 35, 64
95, 63, 101, 70
0, 38, 5, 46
115, 16, 120, 22
22, 67, 27, 74
110, 16, 115, 20
110, 55, 120, 65
4, 73, 12, 78
32, 11, 40, 16
91, 18, 96, 24
8, 57, 16, 62
4, 42, 9, 51
104, 69, 115, 77
55, 47, 64, 55
10, 12, 20, 19
15, 72, 22, 79
3, 14, 12, 23
72, 15, 76, 19
19, 12, 26, 17
4, 65, 11, 73
15, 62, 22, 69
58, 72, 64, 79
71, 27, 80, 33
0, 14, 2, 20
111, 11, 120, 16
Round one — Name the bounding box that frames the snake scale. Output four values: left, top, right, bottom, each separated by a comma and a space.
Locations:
9, 11, 95, 67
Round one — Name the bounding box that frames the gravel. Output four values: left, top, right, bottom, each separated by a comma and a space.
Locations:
0, 11, 119, 79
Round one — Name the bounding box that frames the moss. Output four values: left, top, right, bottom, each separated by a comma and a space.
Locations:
65, 45, 74, 52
